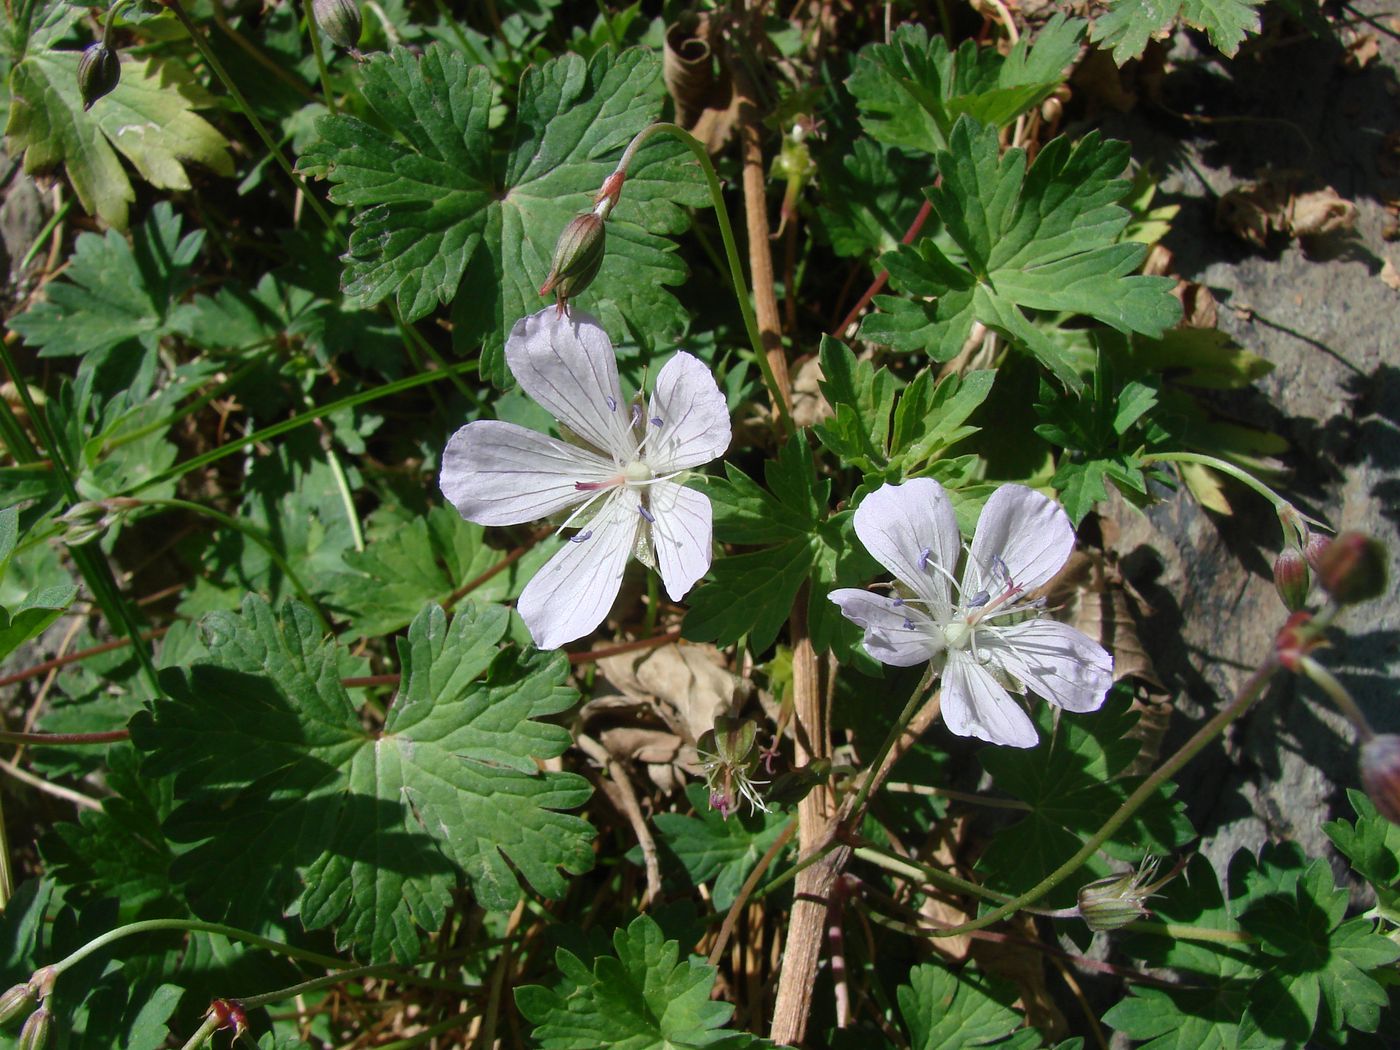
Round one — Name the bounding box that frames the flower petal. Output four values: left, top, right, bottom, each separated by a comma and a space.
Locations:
505, 308, 631, 457
648, 480, 713, 601
965, 485, 1074, 597
940, 653, 1038, 748
440, 420, 615, 526
516, 489, 641, 649
852, 479, 961, 615
645, 351, 731, 472
829, 589, 943, 667
985, 619, 1113, 713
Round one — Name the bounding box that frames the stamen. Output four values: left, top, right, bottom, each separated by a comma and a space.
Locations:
650, 415, 664, 427
606, 395, 617, 412
638, 505, 655, 523
891, 597, 904, 606
918, 547, 933, 572
575, 479, 616, 491
570, 530, 593, 543
902, 618, 915, 631
630, 403, 643, 428
992, 555, 1012, 586
968, 590, 990, 608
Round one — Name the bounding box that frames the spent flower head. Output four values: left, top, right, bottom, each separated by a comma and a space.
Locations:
440, 307, 730, 649
829, 479, 1113, 748
1077, 856, 1176, 932
696, 716, 770, 819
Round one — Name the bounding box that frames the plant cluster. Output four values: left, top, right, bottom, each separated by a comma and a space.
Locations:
0, 0, 1393, 1046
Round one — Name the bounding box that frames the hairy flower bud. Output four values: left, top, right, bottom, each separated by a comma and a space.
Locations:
1077, 859, 1164, 932
78, 43, 120, 111
312, 0, 363, 50
18, 1007, 49, 1050
0, 983, 36, 1027
1315, 532, 1388, 606
538, 212, 605, 308
1272, 546, 1310, 611
1361, 734, 1400, 825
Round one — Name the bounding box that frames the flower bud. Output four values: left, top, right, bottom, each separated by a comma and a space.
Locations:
1360, 734, 1400, 825
18, 1006, 49, 1050
312, 0, 363, 50
538, 212, 605, 307
1303, 531, 1331, 572
1077, 858, 1165, 932
0, 983, 36, 1027
78, 43, 120, 111
59, 500, 110, 546
1272, 546, 1310, 611
1315, 531, 1388, 606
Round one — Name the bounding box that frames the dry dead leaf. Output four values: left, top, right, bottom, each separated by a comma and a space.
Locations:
790, 355, 832, 430
1173, 280, 1219, 328
1343, 32, 1380, 71
1287, 187, 1357, 239
1217, 179, 1290, 247
1382, 257, 1400, 291
597, 641, 749, 745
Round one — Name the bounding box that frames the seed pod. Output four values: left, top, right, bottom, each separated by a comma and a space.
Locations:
0, 983, 35, 1027
78, 43, 120, 111
538, 212, 605, 308
312, 0, 363, 50
1361, 735, 1400, 825
1315, 531, 1387, 606
1272, 546, 1310, 612
18, 1006, 49, 1050
1077, 860, 1162, 932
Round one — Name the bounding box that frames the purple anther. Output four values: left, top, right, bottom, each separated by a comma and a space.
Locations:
968, 590, 990, 608
918, 547, 933, 572
638, 505, 655, 523
992, 555, 1011, 584
630, 403, 643, 427
650, 415, 664, 427
606, 395, 618, 412
570, 530, 593, 543
891, 596, 904, 606
902, 618, 915, 631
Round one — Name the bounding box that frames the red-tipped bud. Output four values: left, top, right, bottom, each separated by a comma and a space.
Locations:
78, 43, 120, 111
1361, 735, 1400, 825
1315, 532, 1388, 605
1274, 610, 1321, 671
1273, 546, 1310, 611
0, 983, 36, 1027
538, 212, 605, 307
18, 1006, 49, 1050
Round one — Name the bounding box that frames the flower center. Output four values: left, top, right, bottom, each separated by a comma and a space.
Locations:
624, 460, 653, 485
943, 619, 973, 650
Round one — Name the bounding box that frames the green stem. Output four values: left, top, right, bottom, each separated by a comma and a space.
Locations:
751, 834, 842, 901
932, 656, 1281, 937
103, 352, 271, 455
610, 124, 793, 437
390, 302, 478, 406
177, 1013, 221, 1050
166, 0, 336, 232
847, 666, 935, 823
302, 0, 338, 114
50, 918, 352, 979
366, 1013, 472, 1050
0, 342, 160, 695
1299, 655, 1375, 742
853, 844, 1011, 905
18, 195, 72, 272
132, 499, 332, 632
118, 360, 476, 498
1124, 919, 1256, 944
1141, 451, 1290, 513
239, 963, 477, 1009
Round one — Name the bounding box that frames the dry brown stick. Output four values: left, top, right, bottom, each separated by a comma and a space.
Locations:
576, 733, 663, 909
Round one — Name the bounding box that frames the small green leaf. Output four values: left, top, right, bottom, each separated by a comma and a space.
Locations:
516, 914, 771, 1049
1324, 789, 1400, 903
1091, 0, 1262, 63
898, 963, 1028, 1049
131, 597, 594, 962
860, 118, 1181, 387
651, 785, 794, 910
6, 53, 232, 231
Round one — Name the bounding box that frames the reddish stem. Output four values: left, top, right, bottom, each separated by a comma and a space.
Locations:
0, 628, 169, 690
830, 197, 935, 337
568, 629, 681, 665
0, 729, 130, 746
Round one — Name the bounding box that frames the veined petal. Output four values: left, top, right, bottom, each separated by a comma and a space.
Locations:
440, 420, 615, 526
852, 479, 961, 616
965, 485, 1074, 597
985, 619, 1113, 714
829, 589, 943, 667
648, 480, 713, 601
941, 652, 1038, 748
645, 351, 731, 472
516, 488, 641, 649
505, 308, 631, 458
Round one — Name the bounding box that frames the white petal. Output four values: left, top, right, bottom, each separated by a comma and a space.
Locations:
648, 480, 713, 601
440, 420, 616, 526
940, 653, 1038, 748
965, 485, 1074, 596
505, 308, 631, 457
852, 479, 961, 615
985, 619, 1113, 714
516, 489, 641, 649
644, 351, 731, 472
829, 589, 943, 667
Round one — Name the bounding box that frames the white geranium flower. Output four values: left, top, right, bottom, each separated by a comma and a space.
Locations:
440, 308, 730, 649
829, 479, 1112, 748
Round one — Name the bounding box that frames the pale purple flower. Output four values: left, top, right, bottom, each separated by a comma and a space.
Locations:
440, 308, 730, 649
829, 479, 1112, 748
